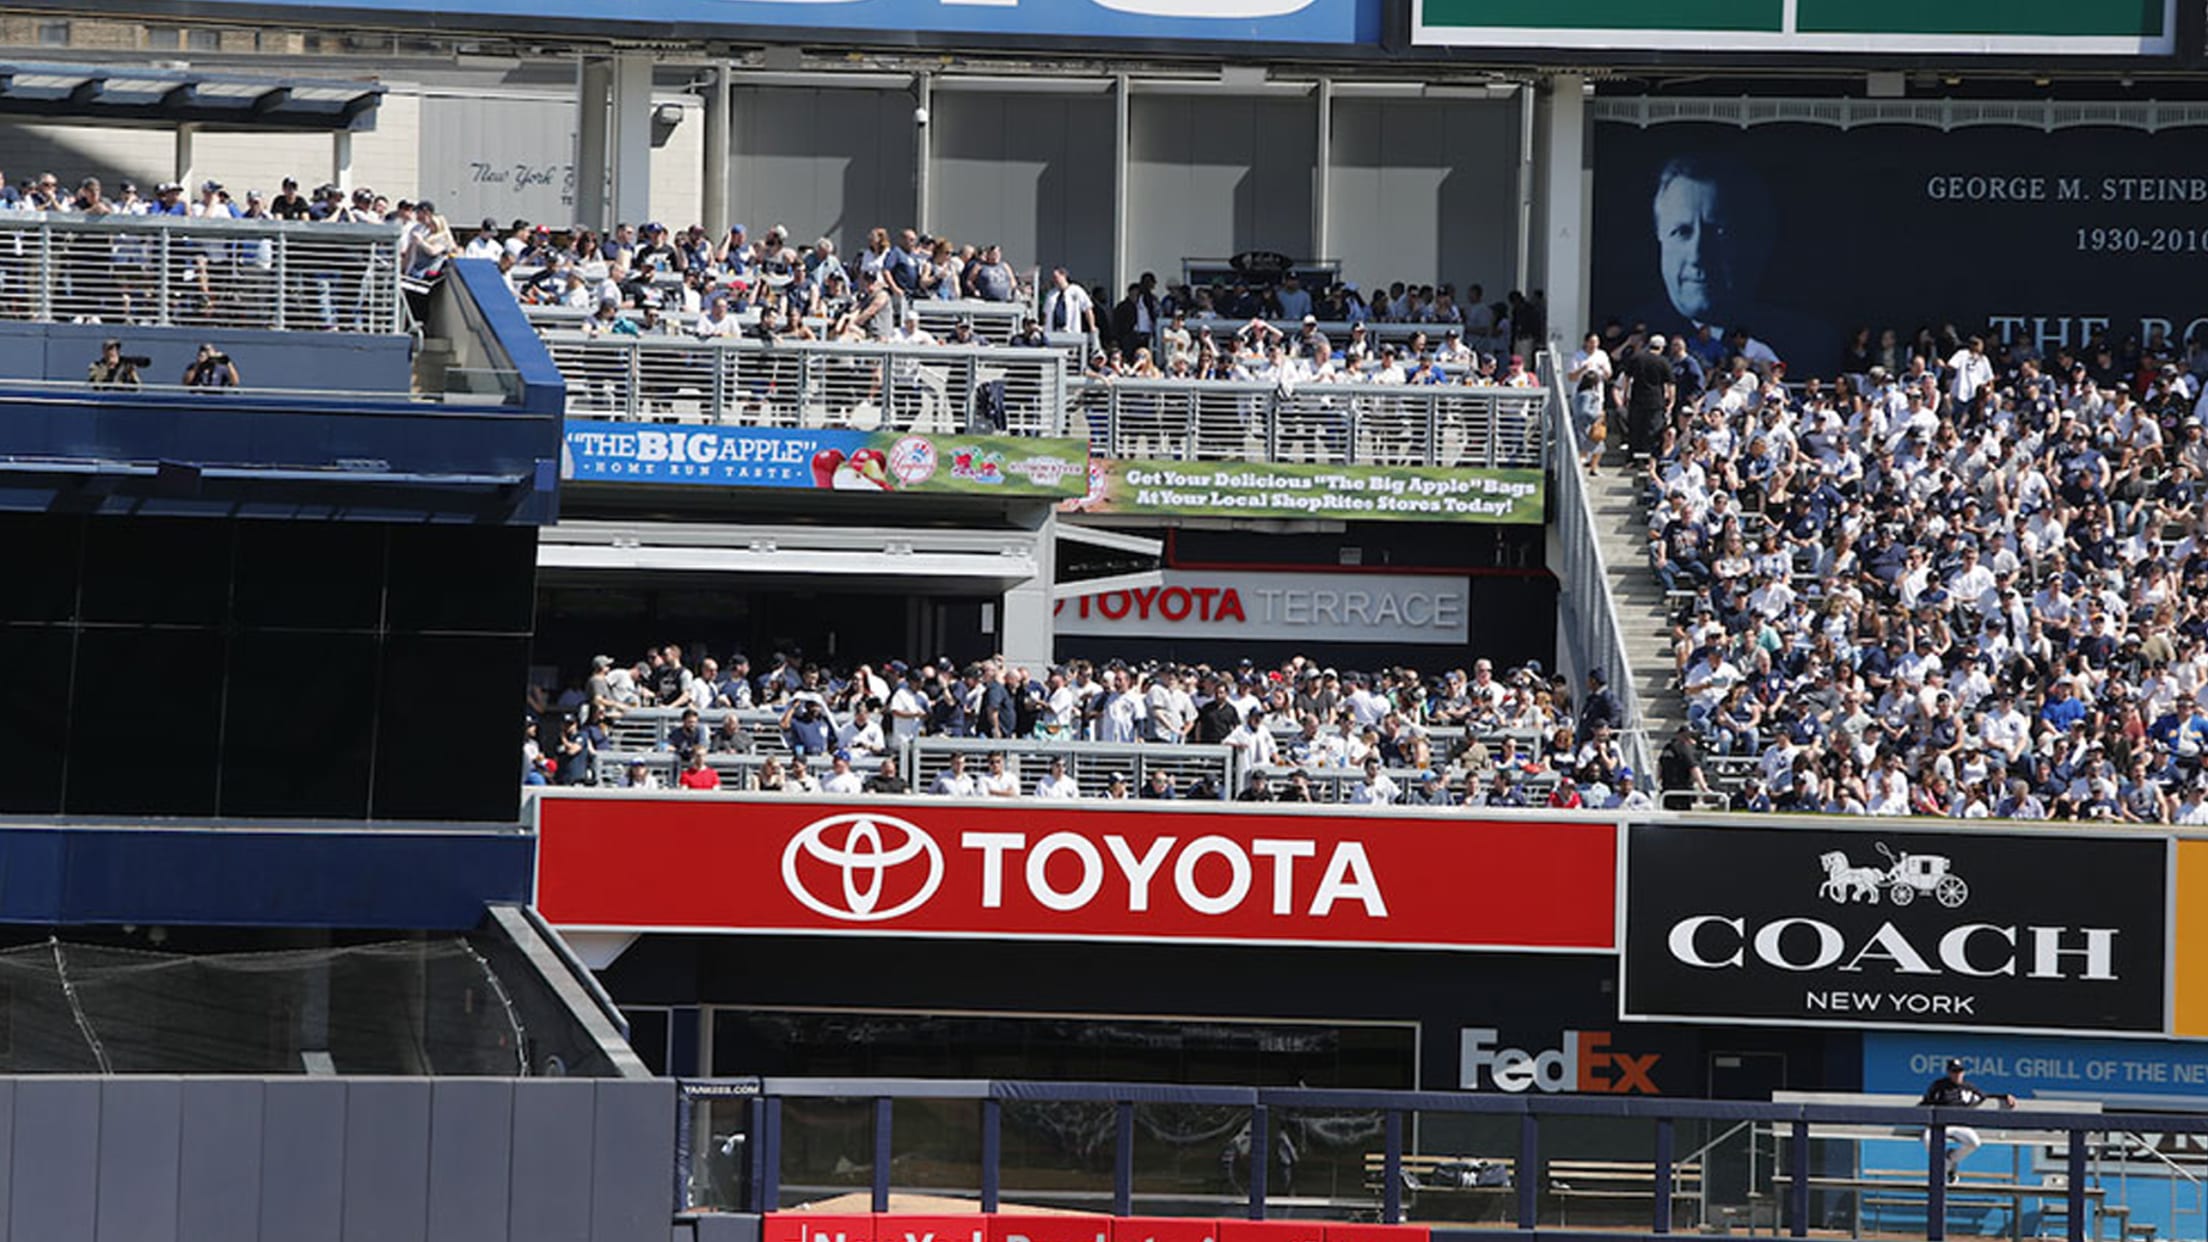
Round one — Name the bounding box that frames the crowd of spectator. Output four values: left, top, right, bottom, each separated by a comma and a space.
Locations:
1582, 311, 2208, 822
522, 644, 1649, 810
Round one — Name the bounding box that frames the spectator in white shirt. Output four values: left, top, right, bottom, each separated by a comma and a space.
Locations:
1035, 757, 1081, 799
836, 703, 886, 758
1224, 707, 1279, 770
931, 752, 977, 797
979, 751, 1019, 797
1350, 756, 1399, 805
822, 750, 865, 795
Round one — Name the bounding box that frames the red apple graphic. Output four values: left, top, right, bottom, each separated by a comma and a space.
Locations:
810, 448, 845, 488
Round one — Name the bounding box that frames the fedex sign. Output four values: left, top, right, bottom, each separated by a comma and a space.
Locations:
1459, 1028, 1664, 1095
534, 794, 1618, 952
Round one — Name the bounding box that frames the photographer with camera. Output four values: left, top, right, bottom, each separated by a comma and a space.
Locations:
182, 343, 240, 390
88, 339, 145, 391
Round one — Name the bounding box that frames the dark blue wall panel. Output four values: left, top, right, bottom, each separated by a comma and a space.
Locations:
0, 826, 532, 929
509, 1079, 597, 1242
178, 1079, 264, 1242
591, 1081, 676, 1242
426, 1079, 514, 1242
96, 1077, 182, 1242
11, 1078, 100, 1242
341, 1080, 433, 1242
259, 1079, 347, 1242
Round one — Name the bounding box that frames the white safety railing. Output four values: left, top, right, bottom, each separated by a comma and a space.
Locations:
543, 332, 1070, 436
524, 296, 1034, 345
1072, 378, 1545, 468
909, 736, 1235, 800
1541, 351, 1654, 782
0, 212, 404, 334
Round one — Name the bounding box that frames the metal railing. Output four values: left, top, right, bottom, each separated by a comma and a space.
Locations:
1073, 377, 1545, 468
0, 211, 403, 334
543, 331, 1069, 436
679, 1076, 2161, 1242
1541, 351, 1654, 780
524, 296, 1035, 345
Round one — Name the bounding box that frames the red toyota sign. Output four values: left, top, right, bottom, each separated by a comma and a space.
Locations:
533, 794, 1617, 951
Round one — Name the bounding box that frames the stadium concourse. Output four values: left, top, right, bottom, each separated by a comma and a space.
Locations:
1577, 315, 2208, 823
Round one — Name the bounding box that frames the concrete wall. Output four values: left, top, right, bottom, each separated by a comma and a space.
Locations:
0, 322, 411, 392
729, 86, 918, 257
1328, 97, 1520, 304
931, 89, 1115, 288
0, 1076, 673, 1242
1125, 94, 1318, 286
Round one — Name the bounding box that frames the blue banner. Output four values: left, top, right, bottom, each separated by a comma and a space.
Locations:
1864, 1032, 2208, 1103
251, 0, 1381, 44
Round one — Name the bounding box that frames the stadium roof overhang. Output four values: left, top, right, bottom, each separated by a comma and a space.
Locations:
0, 61, 381, 130
537, 519, 1043, 590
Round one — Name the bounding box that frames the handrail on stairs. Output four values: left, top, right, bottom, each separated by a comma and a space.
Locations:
1540, 351, 1656, 781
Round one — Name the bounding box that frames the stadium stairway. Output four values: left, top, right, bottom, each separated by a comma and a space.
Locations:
1586, 456, 1685, 743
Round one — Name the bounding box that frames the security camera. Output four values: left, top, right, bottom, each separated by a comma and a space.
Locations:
913, 105, 930, 127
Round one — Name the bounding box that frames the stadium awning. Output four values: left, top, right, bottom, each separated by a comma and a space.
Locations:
0, 61, 381, 131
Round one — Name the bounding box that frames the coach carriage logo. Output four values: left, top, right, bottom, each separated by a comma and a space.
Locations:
782, 813, 943, 922
1816, 843, 1970, 909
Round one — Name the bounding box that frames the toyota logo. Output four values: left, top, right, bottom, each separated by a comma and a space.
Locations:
782, 814, 944, 922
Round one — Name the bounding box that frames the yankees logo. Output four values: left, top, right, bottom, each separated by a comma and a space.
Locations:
781, 814, 944, 922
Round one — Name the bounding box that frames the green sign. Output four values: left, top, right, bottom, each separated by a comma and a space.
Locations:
1414, 0, 2171, 53
1061, 459, 1545, 524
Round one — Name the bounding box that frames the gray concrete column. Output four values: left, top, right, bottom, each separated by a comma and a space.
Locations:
574, 56, 612, 229
1537, 72, 1589, 350
1111, 72, 1130, 295
609, 51, 655, 228
172, 122, 196, 190
999, 505, 1056, 671
701, 62, 731, 234
913, 72, 933, 236
1314, 76, 1333, 263
330, 128, 354, 196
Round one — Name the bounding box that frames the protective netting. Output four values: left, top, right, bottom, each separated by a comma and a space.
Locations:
0, 936, 585, 1075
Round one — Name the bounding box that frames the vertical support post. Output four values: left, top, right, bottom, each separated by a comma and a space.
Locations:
1790, 1119, 1810, 1238
872, 1097, 893, 1213
1517, 1113, 1539, 1230
1382, 1110, 1404, 1226
34, 223, 53, 323
330, 128, 355, 197
913, 71, 933, 237
1514, 82, 1534, 296
2066, 1127, 2086, 1242
1927, 1121, 1948, 1242
1653, 1118, 1674, 1235
673, 1084, 694, 1212
273, 230, 289, 332
980, 1099, 1002, 1214
1111, 72, 1130, 298
1113, 1102, 1134, 1217
575, 55, 612, 231
156, 230, 171, 326
1313, 76, 1332, 265
701, 61, 731, 234
747, 1096, 769, 1213
1247, 1105, 1269, 1220
1537, 73, 1587, 354
760, 1096, 782, 1212
173, 122, 197, 193
609, 51, 655, 232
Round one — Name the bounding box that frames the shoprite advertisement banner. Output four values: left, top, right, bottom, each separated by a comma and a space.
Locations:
562, 419, 1087, 499
1061, 459, 1545, 524
534, 794, 1616, 951
1621, 823, 2168, 1035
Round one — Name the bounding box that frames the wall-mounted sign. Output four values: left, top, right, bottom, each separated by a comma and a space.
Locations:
562, 420, 1088, 499
1055, 571, 1470, 645
1621, 824, 2168, 1035
1061, 459, 1544, 525
1414, 0, 2175, 55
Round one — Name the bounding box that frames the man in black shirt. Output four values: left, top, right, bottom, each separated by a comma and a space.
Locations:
1920, 1058, 2016, 1180
1620, 335, 1676, 458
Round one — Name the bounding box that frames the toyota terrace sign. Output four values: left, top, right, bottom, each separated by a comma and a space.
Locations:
532, 795, 1617, 951
1621, 824, 2168, 1035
